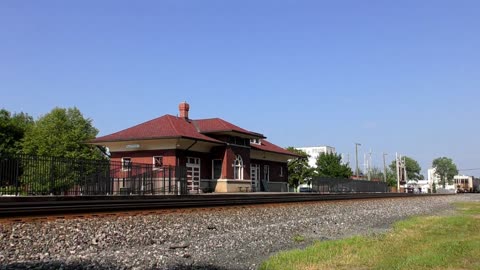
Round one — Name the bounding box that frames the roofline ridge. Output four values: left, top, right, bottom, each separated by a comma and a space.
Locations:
93, 114, 167, 140
217, 118, 229, 129
194, 117, 221, 121
191, 120, 201, 133
167, 115, 181, 136
217, 118, 257, 133
193, 117, 266, 138
93, 114, 175, 141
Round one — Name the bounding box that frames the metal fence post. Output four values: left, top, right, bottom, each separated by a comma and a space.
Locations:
168, 167, 172, 193
49, 159, 54, 195
15, 158, 19, 196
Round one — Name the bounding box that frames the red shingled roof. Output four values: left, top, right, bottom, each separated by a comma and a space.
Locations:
90, 113, 298, 158
251, 139, 301, 157
193, 118, 265, 138
90, 115, 222, 144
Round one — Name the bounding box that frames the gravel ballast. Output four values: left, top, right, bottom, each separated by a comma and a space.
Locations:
1, 194, 478, 270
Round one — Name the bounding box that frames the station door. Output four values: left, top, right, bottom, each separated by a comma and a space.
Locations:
186, 157, 200, 193
251, 164, 260, 192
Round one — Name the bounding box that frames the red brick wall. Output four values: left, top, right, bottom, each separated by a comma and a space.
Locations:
222, 148, 233, 179
110, 147, 287, 183
222, 146, 250, 180
208, 146, 226, 179
174, 150, 212, 179
111, 148, 229, 180
251, 159, 288, 183
111, 150, 176, 166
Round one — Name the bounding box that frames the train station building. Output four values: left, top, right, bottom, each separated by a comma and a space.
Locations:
89, 102, 298, 193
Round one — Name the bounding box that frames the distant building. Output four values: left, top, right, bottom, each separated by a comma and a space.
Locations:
427, 168, 456, 192
294, 146, 336, 167
453, 175, 474, 192
406, 180, 430, 193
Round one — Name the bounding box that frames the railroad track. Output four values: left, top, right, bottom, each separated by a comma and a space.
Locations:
0, 192, 449, 219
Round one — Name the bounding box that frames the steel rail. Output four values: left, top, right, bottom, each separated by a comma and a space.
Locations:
0, 193, 450, 218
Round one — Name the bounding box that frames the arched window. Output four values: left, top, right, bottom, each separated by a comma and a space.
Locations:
233, 155, 243, 180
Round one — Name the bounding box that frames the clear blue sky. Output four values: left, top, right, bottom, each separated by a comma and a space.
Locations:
1, 1, 479, 177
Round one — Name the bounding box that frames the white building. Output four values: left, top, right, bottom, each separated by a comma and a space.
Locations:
427, 168, 456, 192
406, 180, 430, 193
294, 146, 336, 168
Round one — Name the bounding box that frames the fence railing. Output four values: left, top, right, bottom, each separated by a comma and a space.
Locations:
311, 177, 388, 193
0, 155, 187, 196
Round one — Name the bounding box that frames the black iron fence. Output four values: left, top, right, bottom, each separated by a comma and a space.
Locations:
0, 155, 187, 196
311, 177, 388, 193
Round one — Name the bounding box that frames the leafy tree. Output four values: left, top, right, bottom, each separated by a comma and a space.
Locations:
389, 156, 422, 180
432, 157, 458, 188
286, 147, 314, 188
20, 107, 105, 194
22, 107, 103, 159
0, 109, 34, 193
0, 109, 33, 155
384, 168, 397, 187
315, 153, 352, 178
369, 166, 385, 181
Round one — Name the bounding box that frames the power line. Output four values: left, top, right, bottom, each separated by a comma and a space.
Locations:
458, 168, 480, 171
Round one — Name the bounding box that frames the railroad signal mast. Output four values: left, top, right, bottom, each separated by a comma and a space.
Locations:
395, 153, 407, 192
363, 149, 373, 181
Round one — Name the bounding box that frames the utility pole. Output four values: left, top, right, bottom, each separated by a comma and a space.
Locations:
355, 143, 361, 177
382, 153, 388, 182
396, 152, 400, 192
368, 149, 372, 181
363, 153, 367, 178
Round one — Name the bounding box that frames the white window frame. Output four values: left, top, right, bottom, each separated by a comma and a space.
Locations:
251, 164, 258, 181
250, 138, 261, 145
233, 155, 243, 180
121, 157, 131, 171
212, 159, 222, 180
264, 165, 269, 182
153, 156, 163, 170
187, 157, 200, 165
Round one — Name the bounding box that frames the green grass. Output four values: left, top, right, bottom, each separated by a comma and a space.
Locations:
260, 202, 480, 270
293, 234, 306, 243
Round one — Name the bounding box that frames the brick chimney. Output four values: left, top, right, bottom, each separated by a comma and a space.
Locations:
179, 101, 190, 119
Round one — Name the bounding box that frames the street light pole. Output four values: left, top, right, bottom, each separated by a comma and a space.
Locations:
355, 143, 361, 177
383, 153, 388, 182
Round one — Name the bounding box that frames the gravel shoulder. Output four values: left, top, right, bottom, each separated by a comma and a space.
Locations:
1, 194, 478, 270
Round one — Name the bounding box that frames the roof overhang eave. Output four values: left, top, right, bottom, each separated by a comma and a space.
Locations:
250, 148, 302, 158
200, 130, 266, 139
86, 136, 225, 145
